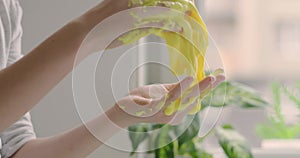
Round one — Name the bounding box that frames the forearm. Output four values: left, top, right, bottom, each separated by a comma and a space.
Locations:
11, 75, 224, 158
0, 1, 115, 131
0, 21, 85, 131
12, 106, 131, 158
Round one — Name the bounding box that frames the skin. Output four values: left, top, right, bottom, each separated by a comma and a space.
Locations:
12, 75, 224, 158
0, 0, 115, 132
0, 0, 225, 157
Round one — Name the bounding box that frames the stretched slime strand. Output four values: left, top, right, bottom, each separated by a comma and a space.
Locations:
120, 0, 209, 116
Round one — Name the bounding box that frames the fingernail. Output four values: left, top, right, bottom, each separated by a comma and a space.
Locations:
208, 75, 216, 83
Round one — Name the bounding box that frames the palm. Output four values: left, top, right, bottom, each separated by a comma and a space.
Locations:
115, 72, 225, 125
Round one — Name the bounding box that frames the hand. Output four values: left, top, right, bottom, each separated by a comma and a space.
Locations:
94, 0, 138, 19
77, 0, 156, 52
107, 70, 225, 127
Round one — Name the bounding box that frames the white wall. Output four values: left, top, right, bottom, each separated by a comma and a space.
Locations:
20, 0, 132, 157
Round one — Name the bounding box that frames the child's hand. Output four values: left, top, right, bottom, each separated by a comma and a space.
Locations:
108, 71, 225, 127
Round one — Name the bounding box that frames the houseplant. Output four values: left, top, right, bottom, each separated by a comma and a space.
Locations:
128, 81, 268, 158
256, 81, 300, 149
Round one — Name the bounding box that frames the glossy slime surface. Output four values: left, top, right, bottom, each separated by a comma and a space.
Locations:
120, 0, 209, 115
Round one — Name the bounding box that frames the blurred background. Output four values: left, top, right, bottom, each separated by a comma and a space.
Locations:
19, 0, 300, 157
203, 0, 300, 156
204, 0, 300, 143
205, 0, 300, 80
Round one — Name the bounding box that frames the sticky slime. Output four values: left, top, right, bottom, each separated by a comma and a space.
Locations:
120, 0, 209, 115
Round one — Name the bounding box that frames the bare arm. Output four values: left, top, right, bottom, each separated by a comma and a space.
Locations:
0, 0, 123, 131
11, 107, 122, 158
0, 0, 226, 157
12, 75, 224, 158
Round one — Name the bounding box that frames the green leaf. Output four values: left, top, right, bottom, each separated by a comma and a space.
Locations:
174, 115, 213, 158
288, 124, 300, 138
202, 82, 268, 109
128, 124, 152, 155
272, 82, 281, 108
178, 140, 196, 155
177, 140, 213, 158
215, 125, 253, 158
197, 148, 214, 158
155, 143, 174, 158
282, 86, 300, 109
223, 124, 234, 130
256, 123, 288, 139
271, 82, 285, 123
152, 124, 165, 130
174, 114, 200, 148
194, 138, 214, 158
256, 82, 300, 139
297, 81, 300, 93
256, 121, 300, 139
154, 125, 174, 158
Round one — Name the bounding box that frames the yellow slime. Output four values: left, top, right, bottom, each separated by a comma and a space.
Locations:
119, 0, 208, 115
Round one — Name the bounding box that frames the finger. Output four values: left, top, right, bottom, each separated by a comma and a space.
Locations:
161, 77, 194, 116
176, 98, 199, 118
199, 76, 216, 91
182, 99, 199, 115
212, 74, 226, 89
181, 76, 215, 104
181, 74, 225, 106
163, 83, 178, 91
212, 68, 224, 75
164, 76, 194, 106
148, 84, 169, 99
174, 69, 225, 114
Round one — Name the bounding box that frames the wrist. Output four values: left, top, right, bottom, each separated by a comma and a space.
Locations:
105, 105, 136, 128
